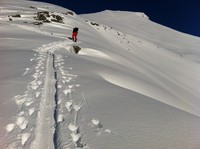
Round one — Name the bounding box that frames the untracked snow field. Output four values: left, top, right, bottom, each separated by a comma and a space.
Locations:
0, 0, 200, 149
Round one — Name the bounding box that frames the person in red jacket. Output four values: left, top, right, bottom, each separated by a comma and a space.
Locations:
72, 27, 78, 42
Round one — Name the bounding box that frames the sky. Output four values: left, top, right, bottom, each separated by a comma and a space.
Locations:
33, 0, 200, 37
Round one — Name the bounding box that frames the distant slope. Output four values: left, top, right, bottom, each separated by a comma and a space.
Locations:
81, 10, 200, 58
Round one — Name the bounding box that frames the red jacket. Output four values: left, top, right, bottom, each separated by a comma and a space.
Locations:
72, 32, 77, 36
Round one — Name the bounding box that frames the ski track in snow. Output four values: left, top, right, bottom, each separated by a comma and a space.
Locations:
5, 40, 115, 149
4, 40, 75, 148
52, 53, 87, 149
30, 51, 56, 149
5, 27, 118, 149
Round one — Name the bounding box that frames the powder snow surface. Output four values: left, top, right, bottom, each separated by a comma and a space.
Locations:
0, 0, 200, 149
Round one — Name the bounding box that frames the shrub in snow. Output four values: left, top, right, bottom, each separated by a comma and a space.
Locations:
29, 6, 37, 9
32, 22, 43, 26
36, 13, 46, 21
63, 11, 74, 16
55, 15, 62, 21
34, 11, 51, 22
90, 22, 100, 26
12, 14, 21, 17
37, 11, 50, 17
51, 15, 64, 23
73, 46, 81, 54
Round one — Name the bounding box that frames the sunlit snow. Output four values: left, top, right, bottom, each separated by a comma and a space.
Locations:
0, 0, 200, 149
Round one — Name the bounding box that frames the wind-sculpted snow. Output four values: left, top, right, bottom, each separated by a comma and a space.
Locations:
1, 0, 200, 149
79, 48, 113, 61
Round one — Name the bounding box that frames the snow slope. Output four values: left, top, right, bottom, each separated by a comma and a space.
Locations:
0, 1, 200, 149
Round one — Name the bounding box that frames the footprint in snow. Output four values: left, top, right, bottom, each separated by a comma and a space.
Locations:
68, 85, 73, 89
16, 117, 28, 130
30, 80, 42, 90
62, 76, 67, 80
36, 92, 41, 98
63, 88, 72, 97
68, 122, 79, 133
28, 108, 35, 116
57, 114, 64, 123
65, 100, 73, 112
91, 118, 102, 129
104, 129, 121, 137
25, 100, 33, 107
70, 132, 84, 148
30, 80, 39, 90
14, 95, 26, 107
21, 133, 30, 145
18, 111, 25, 117
5, 123, 16, 133
73, 104, 82, 112
58, 84, 62, 89
90, 118, 121, 137
60, 70, 66, 76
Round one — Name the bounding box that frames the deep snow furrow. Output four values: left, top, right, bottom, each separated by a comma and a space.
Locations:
52, 53, 59, 149
52, 54, 72, 149
51, 54, 86, 149
30, 52, 56, 149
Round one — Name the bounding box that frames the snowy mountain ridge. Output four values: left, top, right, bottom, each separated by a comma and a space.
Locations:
98, 10, 149, 20
0, 0, 200, 149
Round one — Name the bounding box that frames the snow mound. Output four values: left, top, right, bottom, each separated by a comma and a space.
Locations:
79, 48, 113, 60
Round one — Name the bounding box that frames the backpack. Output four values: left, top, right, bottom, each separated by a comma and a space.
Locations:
73, 27, 79, 32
